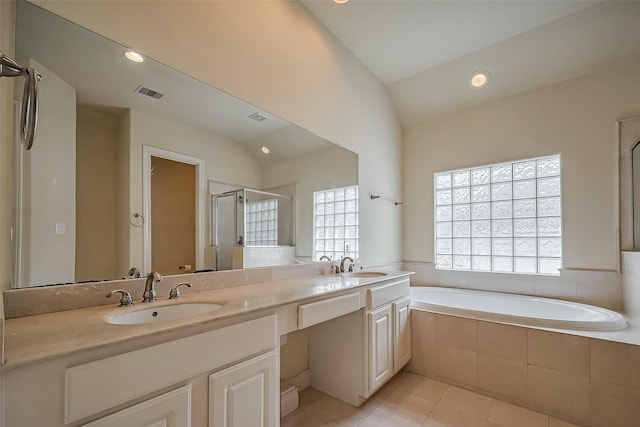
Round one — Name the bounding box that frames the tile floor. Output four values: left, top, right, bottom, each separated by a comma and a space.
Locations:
281, 371, 582, 427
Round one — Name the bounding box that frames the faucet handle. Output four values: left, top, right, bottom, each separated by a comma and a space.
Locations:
107, 289, 134, 307
169, 282, 192, 299
331, 265, 340, 275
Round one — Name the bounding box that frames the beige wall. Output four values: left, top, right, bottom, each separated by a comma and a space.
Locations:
404, 60, 640, 272
18, 59, 76, 287
280, 329, 309, 381
76, 106, 121, 282
115, 111, 131, 278
30, 0, 403, 270
262, 145, 358, 260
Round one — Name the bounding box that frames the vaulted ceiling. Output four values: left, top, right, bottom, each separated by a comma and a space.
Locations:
302, 0, 640, 124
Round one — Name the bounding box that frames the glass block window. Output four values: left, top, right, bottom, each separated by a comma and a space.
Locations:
245, 198, 278, 246
435, 155, 561, 275
313, 185, 359, 261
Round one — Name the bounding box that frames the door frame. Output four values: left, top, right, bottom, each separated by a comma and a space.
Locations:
13, 100, 25, 287
619, 116, 640, 255
142, 145, 205, 274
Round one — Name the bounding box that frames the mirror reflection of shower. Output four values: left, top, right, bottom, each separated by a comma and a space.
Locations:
211, 188, 294, 270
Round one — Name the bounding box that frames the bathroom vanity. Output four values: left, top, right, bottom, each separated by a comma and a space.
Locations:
0, 270, 411, 427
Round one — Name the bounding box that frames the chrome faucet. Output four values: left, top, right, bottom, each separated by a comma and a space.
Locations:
143, 271, 162, 303
340, 256, 354, 273
319, 255, 331, 261
127, 267, 141, 278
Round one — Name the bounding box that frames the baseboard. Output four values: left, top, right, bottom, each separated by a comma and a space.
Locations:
287, 369, 311, 392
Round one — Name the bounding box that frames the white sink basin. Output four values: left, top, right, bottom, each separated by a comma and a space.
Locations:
106, 303, 222, 325
346, 271, 388, 278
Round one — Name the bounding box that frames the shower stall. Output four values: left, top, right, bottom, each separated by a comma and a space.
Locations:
211, 188, 294, 270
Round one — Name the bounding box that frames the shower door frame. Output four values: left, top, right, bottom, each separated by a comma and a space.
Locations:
211, 190, 241, 271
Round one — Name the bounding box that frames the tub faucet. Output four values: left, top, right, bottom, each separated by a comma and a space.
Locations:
143, 271, 162, 303
340, 256, 354, 273
319, 255, 331, 261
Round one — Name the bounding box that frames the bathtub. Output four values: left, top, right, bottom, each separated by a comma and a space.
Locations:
410, 286, 626, 331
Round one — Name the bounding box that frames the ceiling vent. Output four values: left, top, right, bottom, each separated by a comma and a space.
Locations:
248, 112, 268, 122
134, 85, 164, 99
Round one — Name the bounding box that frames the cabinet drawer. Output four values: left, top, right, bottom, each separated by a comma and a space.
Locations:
367, 279, 410, 310
82, 385, 192, 427
298, 292, 360, 329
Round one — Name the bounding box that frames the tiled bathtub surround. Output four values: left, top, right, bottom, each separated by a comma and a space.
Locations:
408, 310, 640, 426
622, 251, 640, 321
404, 261, 623, 310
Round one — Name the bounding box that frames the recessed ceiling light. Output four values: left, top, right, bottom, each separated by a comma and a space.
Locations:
334, 0, 349, 3
261, 146, 270, 154
470, 70, 490, 88
124, 50, 144, 63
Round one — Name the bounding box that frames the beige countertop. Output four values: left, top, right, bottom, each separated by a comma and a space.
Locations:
2, 271, 412, 371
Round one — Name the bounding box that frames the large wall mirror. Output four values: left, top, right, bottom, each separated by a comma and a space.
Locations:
12, 0, 357, 288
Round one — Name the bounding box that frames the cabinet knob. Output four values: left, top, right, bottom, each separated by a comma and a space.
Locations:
106, 289, 133, 307
169, 282, 192, 299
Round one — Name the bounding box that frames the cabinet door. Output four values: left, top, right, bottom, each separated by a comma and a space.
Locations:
368, 304, 393, 392
209, 350, 278, 427
82, 385, 191, 427
393, 296, 411, 371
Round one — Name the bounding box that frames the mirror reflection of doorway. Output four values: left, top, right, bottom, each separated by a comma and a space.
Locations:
620, 117, 640, 250
151, 156, 196, 275
633, 140, 640, 248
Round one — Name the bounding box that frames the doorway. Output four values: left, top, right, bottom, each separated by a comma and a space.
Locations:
620, 117, 640, 250
142, 145, 205, 275
151, 156, 196, 275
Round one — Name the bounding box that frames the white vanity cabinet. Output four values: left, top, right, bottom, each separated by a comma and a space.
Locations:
2, 272, 413, 427
308, 277, 411, 406
209, 350, 278, 427
393, 296, 412, 371
368, 304, 394, 391
1, 315, 277, 427
366, 282, 411, 394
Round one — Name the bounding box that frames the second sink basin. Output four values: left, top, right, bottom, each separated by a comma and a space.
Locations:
346, 271, 388, 278
106, 303, 222, 325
